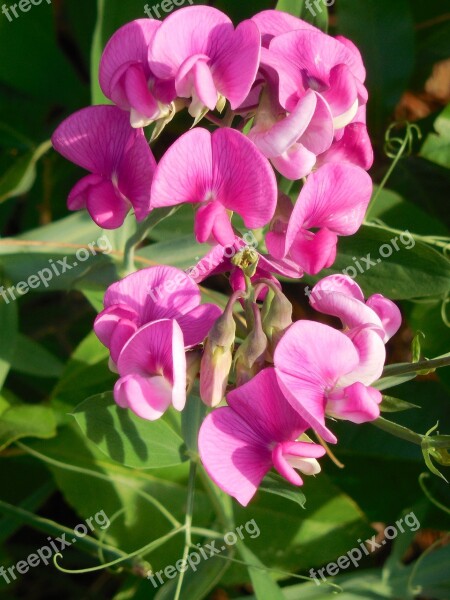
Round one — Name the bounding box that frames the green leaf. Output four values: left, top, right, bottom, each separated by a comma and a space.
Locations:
11, 334, 64, 379
305, 224, 450, 299
0, 140, 51, 203
0, 292, 18, 390
276, 0, 328, 31
421, 103, 450, 169
238, 543, 286, 600
373, 373, 417, 391
380, 395, 420, 413
72, 392, 186, 469
137, 235, 210, 271
0, 395, 57, 451
259, 472, 307, 508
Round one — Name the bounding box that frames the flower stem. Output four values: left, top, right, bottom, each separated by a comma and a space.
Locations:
371, 416, 424, 445
174, 460, 197, 600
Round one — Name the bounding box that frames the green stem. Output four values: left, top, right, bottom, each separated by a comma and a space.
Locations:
198, 466, 234, 531
174, 460, 197, 600
382, 354, 450, 377
371, 417, 423, 446
17, 442, 181, 529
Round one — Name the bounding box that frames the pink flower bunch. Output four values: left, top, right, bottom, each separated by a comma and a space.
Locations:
53, 7, 399, 507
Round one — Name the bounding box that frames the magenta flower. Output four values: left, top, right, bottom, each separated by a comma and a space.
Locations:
148, 6, 261, 119
274, 321, 385, 443
316, 122, 374, 171
309, 275, 401, 343
248, 88, 334, 180
151, 128, 278, 246
94, 266, 222, 363
52, 106, 156, 228
114, 319, 186, 420
198, 368, 326, 506
99, 19, 176, 128
266, 163, 372, 274
262, 28, 367, 131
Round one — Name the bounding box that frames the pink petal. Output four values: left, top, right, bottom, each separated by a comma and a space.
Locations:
114, 373, 173, 421
104, 266, 201, 323
149, 6, 231, 80
86, 180, 129, 229
341, 325, 386, 387
274, 321, 361, 442
209, 19, 261, 109
99, 19, 160, 101
151, 128, 213, 209
271, 143, 317, 180
300, 93, 334, 155
320, 64, 358, 128
285, 163, 372, 250
121, 64, 160, 117
175, 55, 218, 110
252, 9, 317, 47
117, 319, 187, 411
317, 122, 374, 170
288, 227, 338, 275
211, 128, 277, 228
198, 407, 272, 506
327, 382, 381, 424
366, 295, 402, 341
227, 368, 310, 443
67, 174, 103, 210
94, 304, 139, 349
194, 201, 235, 246
176, 303, 222, 347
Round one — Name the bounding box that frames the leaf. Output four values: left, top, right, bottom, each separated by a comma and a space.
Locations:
0, 140, 52, 203
305, 224, 450, 299
373, 373, 417, 391
0, 395, 57, 451
420, 103, 450, 169
276, 0, 329, 31
137, 235, 210, 271
238, 543, 286, 600
259, 472, 307, 508
380, 395, 420, 413
0, 291, 18, 390
72, 392, 186, 469
11, 334, 64, 379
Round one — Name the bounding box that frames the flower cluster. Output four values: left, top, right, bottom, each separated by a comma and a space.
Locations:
53, 7, 399, 507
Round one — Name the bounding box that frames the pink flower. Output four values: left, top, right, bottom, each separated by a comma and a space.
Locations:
94, 266, 222, 364
99, 19, 176, 128
151, 128, 278, 246
52, 106, 156, 228
248, 88, 334, 180
316, 122, 374, 171
114, 319, 186, 420
148, 6, 261, 119
198, 368, 325, 506
274, 321, 385, 444
309, 275, 401, 343
262, 28, 367, 131
266, 163, 372, 274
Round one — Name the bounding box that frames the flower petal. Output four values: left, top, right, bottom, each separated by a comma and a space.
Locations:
114, 373, 173, 420
176, 303, 222, 347
86, 180, 129, 229
198, 407, 272, 506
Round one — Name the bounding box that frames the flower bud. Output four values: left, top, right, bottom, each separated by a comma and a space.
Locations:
260, 285, 293, 357
235, 304, 268, 386
231, 246, 259, 278
199, 291, 242, 407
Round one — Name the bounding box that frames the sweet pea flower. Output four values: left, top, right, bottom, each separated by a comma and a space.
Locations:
275, 321, 385, 444
198, 368, 326, 506
114, 319, 186, 420
309, 275, 401, 343
99, 19, 177, 129
52, 106, 156, 228
94, 266, 222, 364
248, 88, 334, 180
262, 27, 367, 131
316, 122, 374, 171
148, 6, 261, 120
150, 128, 278, 246
266, 163, 372, 275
